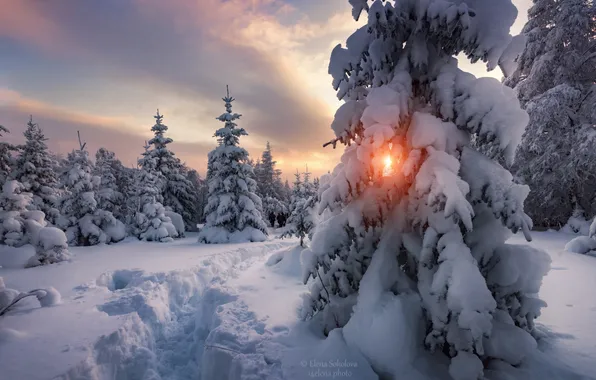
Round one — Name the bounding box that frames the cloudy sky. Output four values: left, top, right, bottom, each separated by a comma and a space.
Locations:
0, 0, 531, 179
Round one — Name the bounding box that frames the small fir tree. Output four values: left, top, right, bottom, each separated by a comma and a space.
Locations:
142, 111, 198, 230
131, 142, 178, 242
198, 86, 268, 244
281, 170, 316, 246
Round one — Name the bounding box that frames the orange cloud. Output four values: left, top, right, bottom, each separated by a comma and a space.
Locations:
0, 89, 142, 134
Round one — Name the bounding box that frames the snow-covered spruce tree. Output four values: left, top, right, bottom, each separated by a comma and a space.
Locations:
0, 180, 71, 266
26, 226, 71, 268
142, 110, 198, 231
301, 1, 551, 378
198, 87, 268, 244
0, 180, 35, 247
93, 148, 125, 221
255, 142, 288, 226
281, 170, 316, 246
505, 0, 596, 227
56, 134, 126, 246
0, 125, 16, 184
130, 142, 178, 242
11, 117, 60, 218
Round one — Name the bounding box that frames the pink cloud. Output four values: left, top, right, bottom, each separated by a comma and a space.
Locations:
0, 2, 74, 54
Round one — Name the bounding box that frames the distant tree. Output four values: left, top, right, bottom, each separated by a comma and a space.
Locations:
187, 169, 208, 225
198, 86, 268, 244
276, 178, 293, 227
117, 165, 137, 225
281, 170, 316, 246
94, 148, 125, 220
254, 142, 288, 227
506, 0, 596, 226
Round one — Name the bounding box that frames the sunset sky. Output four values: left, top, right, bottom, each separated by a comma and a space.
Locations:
0, 0, 532, 179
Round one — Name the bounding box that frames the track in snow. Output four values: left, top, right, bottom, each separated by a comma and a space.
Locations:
57, 241, 296, 380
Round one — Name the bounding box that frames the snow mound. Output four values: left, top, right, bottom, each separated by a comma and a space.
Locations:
343, 292, 425, 379
26, 227, 71, 268
0, 328, 28, 344
199, 226, 267, 244
564, 236, 596, 255
165, 210, 185, 237
561, 213, 592, 235
484, 320, 537, 366
0, 280, 19, 310
36, 287, 62, 307
265, 245, 303, 278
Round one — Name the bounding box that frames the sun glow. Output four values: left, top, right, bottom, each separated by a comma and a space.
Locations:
383, 155, 393, 176
384, 155, 392, 168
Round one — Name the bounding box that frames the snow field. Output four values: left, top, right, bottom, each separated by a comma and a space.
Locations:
0, 236, 293, 380
1, 232, 595, 380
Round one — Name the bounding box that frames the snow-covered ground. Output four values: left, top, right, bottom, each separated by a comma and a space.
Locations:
508, 232, 596, 379
0, 231, 594, 380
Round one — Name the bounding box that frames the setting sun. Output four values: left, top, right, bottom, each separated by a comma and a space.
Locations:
383, 155, 393, 176
384, 155, 392, 168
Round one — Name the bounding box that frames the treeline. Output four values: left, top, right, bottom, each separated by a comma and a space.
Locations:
0, 107, 316, 253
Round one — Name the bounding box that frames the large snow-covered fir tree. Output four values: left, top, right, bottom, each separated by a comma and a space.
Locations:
141, 111, 198, 231
131, 142, 178, 242
301, 1, 551, 378
198, 87, 268, 244
56, 134, 126, 246
254, 142, 288, 226
11, 117, 60, 218
506, 0, 596, 227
